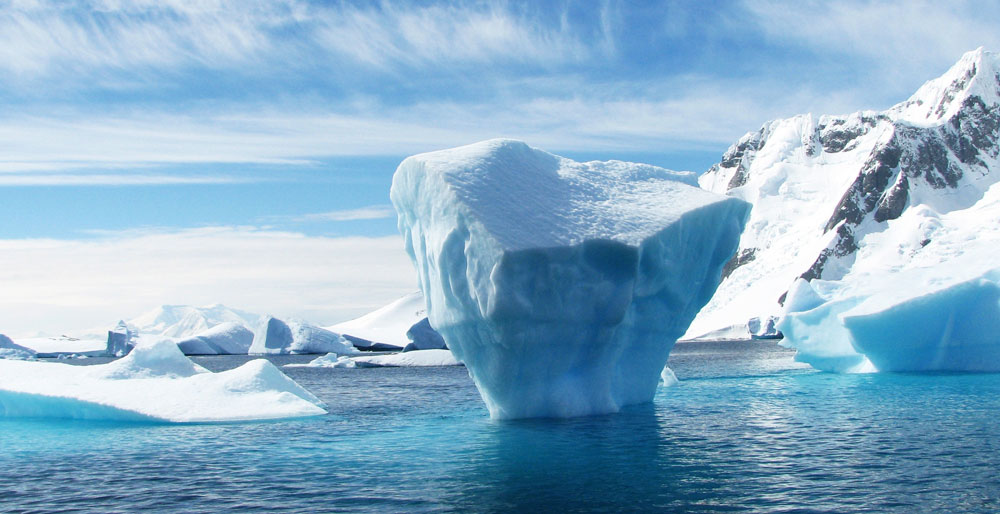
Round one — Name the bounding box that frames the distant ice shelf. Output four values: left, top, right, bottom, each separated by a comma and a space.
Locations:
0, 340, 327, 422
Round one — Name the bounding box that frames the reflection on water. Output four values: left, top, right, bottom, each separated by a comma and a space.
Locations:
1, 341, 999, 512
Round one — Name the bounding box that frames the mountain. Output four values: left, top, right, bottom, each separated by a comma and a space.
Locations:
686, 48, 1000, 339
127, 304, 261, 338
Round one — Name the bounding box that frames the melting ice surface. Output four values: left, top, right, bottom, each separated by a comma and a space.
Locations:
0, 340, 326, 422
391, 139, 750, 418
780, 259, 1000, 372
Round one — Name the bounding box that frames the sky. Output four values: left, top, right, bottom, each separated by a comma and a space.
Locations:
2, 0, 999, 336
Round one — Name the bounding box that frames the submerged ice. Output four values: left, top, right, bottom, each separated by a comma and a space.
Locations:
391, 139, 749, 419
0, 340, 326, 422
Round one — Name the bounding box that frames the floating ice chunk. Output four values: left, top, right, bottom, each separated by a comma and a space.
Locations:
391, 139, 749, 418
0, 334, 36, 361
660, 366, 678, 387
91, 339, 208, 379
0, 340, 326, 422
250, 317, 359, 355
290, 353, 357, 368
779, 261, 1000, 372
175, 322, 255, 355
353, 349, 462, 368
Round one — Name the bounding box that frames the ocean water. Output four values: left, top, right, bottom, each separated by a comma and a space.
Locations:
2, 341, 999, 513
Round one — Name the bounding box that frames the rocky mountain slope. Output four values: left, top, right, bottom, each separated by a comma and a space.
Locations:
686, 48, 1000, 339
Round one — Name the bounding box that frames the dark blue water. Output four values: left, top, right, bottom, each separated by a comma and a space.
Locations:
2, 341, 999, 513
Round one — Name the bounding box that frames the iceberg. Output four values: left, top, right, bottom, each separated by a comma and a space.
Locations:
402, 318, 447, 352
0, 340, 326, 422
779, 260, 1000, 372
106, 320, 136, 357
175, 322, 255, 355
250, 316, 359, 355
328, 292, 438, 351
0, 334, 36, 361
292, 349, 462, 369
391, 139, 750, 418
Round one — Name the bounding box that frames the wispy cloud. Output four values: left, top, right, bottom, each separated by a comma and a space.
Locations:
0, 226, 417, 337
0, 173, 246, 186
0, 1, 593, 83
742, 0, 1000, 91
265, 205, 397, 224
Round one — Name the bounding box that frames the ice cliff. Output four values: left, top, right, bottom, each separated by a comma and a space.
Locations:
391, 139, 749, 418
688, 48, 1000, 343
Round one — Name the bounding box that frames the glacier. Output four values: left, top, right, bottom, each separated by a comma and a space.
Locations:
250, 316, 359, 355
0, 340, 326, 422
687, 48, 1000, 341
294, 349, 462, 369
391, 139, 749, 419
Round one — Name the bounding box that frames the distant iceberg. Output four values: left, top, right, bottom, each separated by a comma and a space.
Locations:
391, 139, 749, 419
175, 322, 255, 355
293, 349, 462, 369
328, 292, 444, 351
0, 340, 326, 422
250, 316, 359, 355
0, 334, 36, 361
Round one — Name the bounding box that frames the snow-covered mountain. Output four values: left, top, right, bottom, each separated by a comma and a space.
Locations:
127, 304, 261, 338
686, 48, 1000, 339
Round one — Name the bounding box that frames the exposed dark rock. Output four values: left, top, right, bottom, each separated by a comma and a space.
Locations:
721, 247, 757, 280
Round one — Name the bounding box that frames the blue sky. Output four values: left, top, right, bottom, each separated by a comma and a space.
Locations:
2, 0, 999, 335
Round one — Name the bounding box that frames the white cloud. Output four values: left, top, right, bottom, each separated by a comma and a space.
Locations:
0, 173, 246, 186
268, 205, 397, 223
0, 0, 591, 81
0, 227, 418, 337
743, 0, 1000, 92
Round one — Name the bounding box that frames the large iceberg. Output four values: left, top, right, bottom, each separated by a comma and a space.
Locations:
779, 261, 1000, 372
250, 316, 359, 355
0, 340, 326, 422
391, 139, 750, 418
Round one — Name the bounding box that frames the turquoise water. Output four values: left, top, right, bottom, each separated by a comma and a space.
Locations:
2, 341, 1000, 512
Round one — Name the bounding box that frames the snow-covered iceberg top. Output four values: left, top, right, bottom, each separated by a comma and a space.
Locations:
779, 260, 1000, 373
250, 316, 359, 355
0, 340, 327, 422
391, 139, 750, 419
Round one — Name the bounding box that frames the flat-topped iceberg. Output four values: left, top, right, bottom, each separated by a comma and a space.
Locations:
250, 316, 359, 355
391, 139, 750, 418
0, 340, 326, 422
779, 260, 1000, 372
